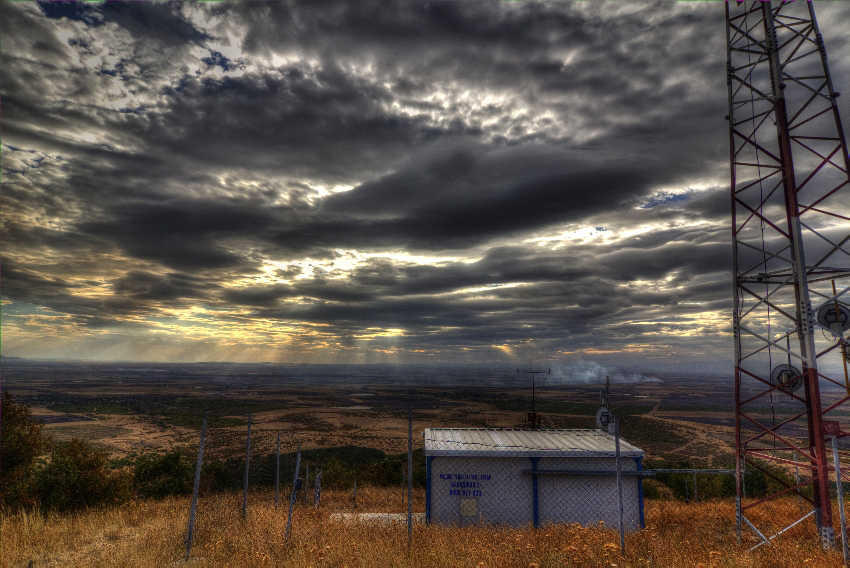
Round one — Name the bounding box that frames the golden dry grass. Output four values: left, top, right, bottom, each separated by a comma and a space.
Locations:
2, 491, 844, 567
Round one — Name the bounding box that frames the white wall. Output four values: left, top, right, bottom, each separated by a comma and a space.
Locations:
429, 455, 641, 530
537, 456, 641, 531
430, 456, 534, 526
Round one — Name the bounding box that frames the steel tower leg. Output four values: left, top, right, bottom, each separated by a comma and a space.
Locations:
761, 3, 833, 545
727, 0, 850, 549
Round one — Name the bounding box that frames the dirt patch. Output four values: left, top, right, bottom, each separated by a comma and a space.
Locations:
46, 423, 132, 442
32, 413, 96, 424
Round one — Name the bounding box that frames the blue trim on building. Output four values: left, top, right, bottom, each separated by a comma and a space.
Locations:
530, 457, 540, 528
425, 456, 434, 524
634, 456, 645, 529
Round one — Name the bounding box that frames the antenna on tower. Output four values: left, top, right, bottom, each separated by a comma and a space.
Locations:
517, 365, 549, 429
596, 376, 614, 433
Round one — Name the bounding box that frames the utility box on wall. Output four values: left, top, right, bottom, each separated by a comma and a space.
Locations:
424, 428, 644, 529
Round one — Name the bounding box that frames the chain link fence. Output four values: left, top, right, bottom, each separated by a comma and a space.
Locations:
176, 411, 849, 561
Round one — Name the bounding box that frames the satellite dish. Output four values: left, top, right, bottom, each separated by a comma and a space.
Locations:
596, 406, 612, 431
771, 364, 804, 393
817, 304, 850, 337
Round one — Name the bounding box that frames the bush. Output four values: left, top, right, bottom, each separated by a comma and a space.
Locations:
645, 459, 736, 500
641, 458, 793, 501
318, 457, 357, 489
642, 479, 663, 499
201, 460, 241, 493
35, 438, 132, 512
134, 452, 193, 498
1, 391, 48, 511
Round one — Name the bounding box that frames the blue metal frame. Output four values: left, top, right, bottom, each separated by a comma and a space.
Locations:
425, 456, 434, 524
633, 456, 645, 529
530, 457, 540, 528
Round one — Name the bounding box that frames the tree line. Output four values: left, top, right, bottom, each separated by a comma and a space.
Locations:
1, 392, 425, 513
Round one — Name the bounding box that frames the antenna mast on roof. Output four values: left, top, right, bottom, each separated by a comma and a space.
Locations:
596, 376, 614, 433
601, 375, 611, 411
517, 366, 549, 429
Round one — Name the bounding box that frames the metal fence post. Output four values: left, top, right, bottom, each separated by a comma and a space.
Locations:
185, 411, 207, 562
832, 436, 849, 565
284, 445, 301, 543
794, 451, 802, 511
304, 463, 309, 505
243, 412, 252, 520
353, 480, 357, 511
408, 407, 413, 549
275, 433, 281, 507
614, 415, 625, 555
314, 463, 322, 507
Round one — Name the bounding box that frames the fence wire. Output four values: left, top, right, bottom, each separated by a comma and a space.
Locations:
180, 413, 849, 560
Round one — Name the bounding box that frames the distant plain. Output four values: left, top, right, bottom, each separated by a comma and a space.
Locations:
2, 359, 782, 466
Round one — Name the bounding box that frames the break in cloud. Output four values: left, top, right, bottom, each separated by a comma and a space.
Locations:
2, 1, 849, 371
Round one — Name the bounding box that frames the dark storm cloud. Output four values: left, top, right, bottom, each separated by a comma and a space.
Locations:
39, 1, 209, 45
62, 0, 734, 187
2, 260, 141, 319
99, 2, 210, 46
2, 0, 847, 364
1, 261, 79, 302
78, 200, 274, 271
238, 276, 705, 350
112, 270, 221, 302
221, 284, 295, 308
224, 0, 729, 147
220, 235, 730, 337
7, 13, 75, 63
146, 66, 442, 181
271, 143, 662, 253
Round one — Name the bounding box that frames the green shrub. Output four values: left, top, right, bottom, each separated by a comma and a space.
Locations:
133, 452, 193, 498
1, 391, 48, 511
35, 439, 132, 512
641, 458, 792, 501
318, 457, 357, 489
201, 460, 240, 493
642, 479, 662, 499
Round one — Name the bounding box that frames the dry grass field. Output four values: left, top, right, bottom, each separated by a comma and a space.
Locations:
3, 490, 844, 567
6, 366, 848, 566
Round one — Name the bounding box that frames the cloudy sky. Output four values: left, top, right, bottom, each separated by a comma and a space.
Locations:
3, 1, 849, 371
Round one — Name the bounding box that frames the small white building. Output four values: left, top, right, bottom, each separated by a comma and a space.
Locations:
424, 428, 644, 529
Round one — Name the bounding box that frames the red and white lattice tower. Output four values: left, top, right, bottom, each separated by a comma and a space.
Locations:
726, 0, 850, 549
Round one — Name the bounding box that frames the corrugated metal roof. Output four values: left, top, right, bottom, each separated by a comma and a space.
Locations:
423, 428, 643, 457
